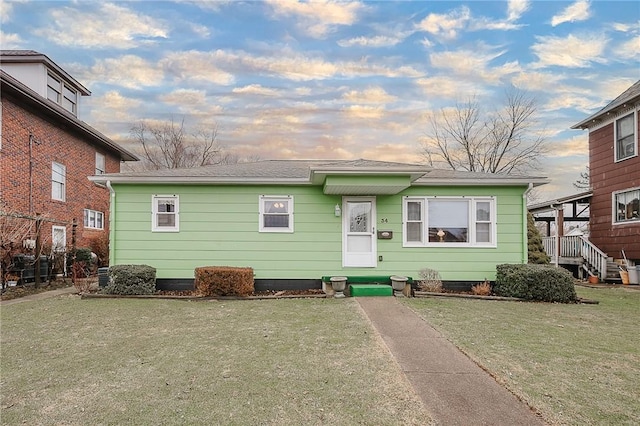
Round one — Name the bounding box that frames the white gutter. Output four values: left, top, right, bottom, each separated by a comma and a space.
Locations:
523, 183, 534, 264
106, 180, 115, 266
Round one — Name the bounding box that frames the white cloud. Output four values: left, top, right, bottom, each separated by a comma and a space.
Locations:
531, 33, 608, 68
415, 6, 470, 39
0, 31, 22, 48
159, 89, 208, 107
160, 51, 235, 85
342, 105, 384, 119
337, 35, 403, 48
266, 0, 365, 38
34, 3, 168, 49
551, 0, 591, 27
342, 87, 397, 104
232, 84, 279, 96
614, 35, 640, 60
511, 71, 565, 91
86, 91, 143, 125
507, 0, 530, 22
80, 55, 165, 89
429, 47, 520, 84
416, 76, 480, 99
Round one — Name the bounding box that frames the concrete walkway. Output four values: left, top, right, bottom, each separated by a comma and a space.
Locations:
0, 286, 77, 306
357, 297, 545, 425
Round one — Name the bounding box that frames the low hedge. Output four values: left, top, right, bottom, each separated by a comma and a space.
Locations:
102, 264, 156, 295
195, 266, 254, 297
494, 264, 577, 303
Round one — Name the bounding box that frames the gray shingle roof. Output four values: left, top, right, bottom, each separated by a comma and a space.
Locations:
572, 80, 640, 129
92, 159, 548, 187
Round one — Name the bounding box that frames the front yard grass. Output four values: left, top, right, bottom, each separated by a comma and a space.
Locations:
404, 286, 640, 425
1, 297, 432, 425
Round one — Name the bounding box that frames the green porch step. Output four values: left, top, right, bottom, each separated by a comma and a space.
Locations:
349, 284, 393, 297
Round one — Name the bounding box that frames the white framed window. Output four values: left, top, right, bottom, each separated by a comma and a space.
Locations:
51, 162, 66, 201
52, 226, 66, 252
403, 196, 496, 247
95, 152, 105, 175
613, 188, 640, 224
615, 111, 637, 162
259, 195, 293, 233
152, 195, 179, 232
84, 209, 104, 230
47, 72, 77, 115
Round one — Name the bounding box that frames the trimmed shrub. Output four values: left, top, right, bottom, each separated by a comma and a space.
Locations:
195, 266, 254, 297
102, 264, 156, 295
494, 264, 577, 303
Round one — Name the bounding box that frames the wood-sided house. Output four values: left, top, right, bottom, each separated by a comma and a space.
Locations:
90, 160, 547, 291
572, 80, 640, 262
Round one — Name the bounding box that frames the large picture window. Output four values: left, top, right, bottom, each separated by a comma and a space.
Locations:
152, 195, 179, 232
403, 196, 496, 247
259, 195, 293, 233
615, 112, 637, 162
613, 188, 640, 224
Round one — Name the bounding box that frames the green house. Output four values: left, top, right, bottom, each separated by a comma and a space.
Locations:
90, 159, 547, 290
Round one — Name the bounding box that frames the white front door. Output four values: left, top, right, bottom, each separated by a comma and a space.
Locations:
343, 197, 377, 267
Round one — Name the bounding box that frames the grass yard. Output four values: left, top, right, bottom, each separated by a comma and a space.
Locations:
404, 286, 640, 425
1, 296, 432, 425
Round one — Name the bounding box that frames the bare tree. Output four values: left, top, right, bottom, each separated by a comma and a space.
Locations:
421, 91, 548, 174
573, 165, 590, 190
130, 117, 224, 169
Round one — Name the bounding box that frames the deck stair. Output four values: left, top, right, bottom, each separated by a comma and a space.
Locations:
543, 235, 612, 281
349, 284, 393, 297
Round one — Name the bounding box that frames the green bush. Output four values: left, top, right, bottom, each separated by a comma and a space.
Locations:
494, 264, 577, 303
102, 264, 156, 295
195, 266, 254, 297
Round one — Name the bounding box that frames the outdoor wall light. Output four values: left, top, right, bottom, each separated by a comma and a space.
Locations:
334, 204, 341, 217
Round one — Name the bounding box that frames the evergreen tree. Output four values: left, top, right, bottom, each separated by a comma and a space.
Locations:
527, 212, 550, 264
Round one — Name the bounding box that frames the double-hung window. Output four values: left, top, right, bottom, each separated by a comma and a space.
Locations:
84, 209, 104, 230
47, 73, 77, 115
259, 195, 293, 232
403, 196, 496, 247
52, 162, 66, 201
152, 195, 179, 232
615, 112, 637, 162
95, 152, 105, 175
613, 188, 640, 224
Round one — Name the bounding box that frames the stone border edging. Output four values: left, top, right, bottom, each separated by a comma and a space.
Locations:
80, 293, 328, 301
414, 291, 526, 301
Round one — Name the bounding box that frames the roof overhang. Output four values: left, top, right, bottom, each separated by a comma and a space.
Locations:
322, 175, 412, 195
413, 177, 550, 187
528, 190, 592, 213
1, 71, 138, 161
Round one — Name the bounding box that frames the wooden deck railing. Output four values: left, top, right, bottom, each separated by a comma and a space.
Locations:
541, 235, 608, 280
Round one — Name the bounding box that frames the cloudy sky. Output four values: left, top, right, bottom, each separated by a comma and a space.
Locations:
2, 0, 639, 200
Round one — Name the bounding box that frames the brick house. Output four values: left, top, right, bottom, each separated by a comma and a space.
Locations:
1, 50, 137, 269
572, 80, 640, 261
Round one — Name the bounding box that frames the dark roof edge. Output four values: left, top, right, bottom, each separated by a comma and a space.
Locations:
571, 80, 640, 130
1, 70, 138, 161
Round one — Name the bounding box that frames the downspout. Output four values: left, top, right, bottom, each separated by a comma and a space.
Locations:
523, 183, 534, 264
106, 181, 115, 266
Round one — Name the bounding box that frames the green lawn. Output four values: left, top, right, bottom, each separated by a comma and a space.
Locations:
1, 297, 431, 425
403, 286, 640, 425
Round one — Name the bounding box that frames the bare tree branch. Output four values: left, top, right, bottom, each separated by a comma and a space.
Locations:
421, 90, 548, 175
130, 117, 224, 170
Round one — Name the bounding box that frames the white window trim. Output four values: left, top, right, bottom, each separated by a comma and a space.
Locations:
403, 198, 425, 246
47, 72, 77, 115
612, 187, 640, 225
52, 226, 67, 252
152, 195, 179, 232
614, 110, 638, 163
95, 152, 106, 175
403, 196, 497, 248
259, 195, 294, 233
51, 162, 66, 201
84, 209, 104, 230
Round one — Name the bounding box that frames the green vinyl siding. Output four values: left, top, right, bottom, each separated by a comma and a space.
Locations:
109, 183, 527, 281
